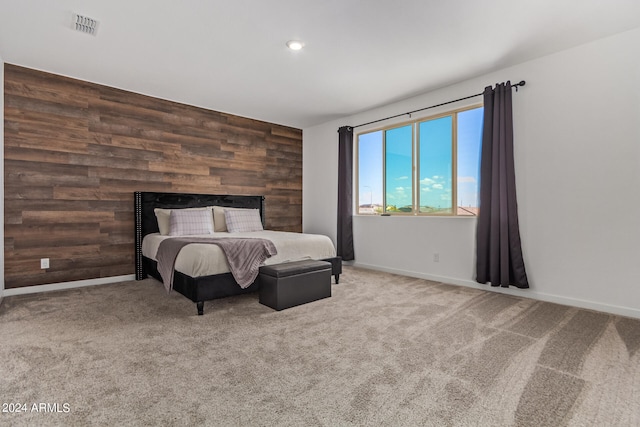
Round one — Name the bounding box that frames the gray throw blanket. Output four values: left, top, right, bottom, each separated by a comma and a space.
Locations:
155, 237, 277, 292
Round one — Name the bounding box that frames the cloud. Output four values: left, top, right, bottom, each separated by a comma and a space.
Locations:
395, 187, 405, 193
432, 184, 444, 190
458, 176, 477, 183
420, 177, 435, 186
396, 176, 409, 180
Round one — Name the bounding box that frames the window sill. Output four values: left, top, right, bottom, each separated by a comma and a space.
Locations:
354, 214, 478, 219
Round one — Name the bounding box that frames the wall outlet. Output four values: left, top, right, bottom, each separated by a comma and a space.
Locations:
433, 253, 440, 262
40, 258, 50, 269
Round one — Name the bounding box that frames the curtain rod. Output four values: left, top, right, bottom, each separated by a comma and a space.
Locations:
351, 80, 525, 129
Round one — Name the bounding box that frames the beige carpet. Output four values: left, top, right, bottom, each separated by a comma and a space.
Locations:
1, 266, 639, 426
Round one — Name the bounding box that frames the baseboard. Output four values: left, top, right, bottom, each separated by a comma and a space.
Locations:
352, 262, 640, 319
2, 274, 136, 297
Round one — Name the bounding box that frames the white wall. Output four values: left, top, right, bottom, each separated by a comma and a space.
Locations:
303, 28, 640, 318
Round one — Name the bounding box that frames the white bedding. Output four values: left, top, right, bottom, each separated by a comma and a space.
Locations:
142, 230, 336, 278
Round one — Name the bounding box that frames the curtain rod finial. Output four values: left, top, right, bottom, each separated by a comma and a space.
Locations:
513, 80, 526, 92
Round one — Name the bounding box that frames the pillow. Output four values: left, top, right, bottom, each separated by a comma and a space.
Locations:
168, 209, 215, 236
154, 207, 212, 235
224, 209, 264, 233
213, 206, 251, 232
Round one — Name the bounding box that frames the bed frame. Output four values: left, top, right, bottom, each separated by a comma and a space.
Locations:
134, 191, 342, 315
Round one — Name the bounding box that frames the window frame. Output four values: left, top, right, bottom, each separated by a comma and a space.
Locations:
355, 103, 483, 217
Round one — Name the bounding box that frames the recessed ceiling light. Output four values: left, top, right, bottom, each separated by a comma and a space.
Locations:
286, 40, 304, 51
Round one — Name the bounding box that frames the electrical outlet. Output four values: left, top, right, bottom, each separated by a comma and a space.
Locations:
433, 253, 440, 262
40, 258, 50, 269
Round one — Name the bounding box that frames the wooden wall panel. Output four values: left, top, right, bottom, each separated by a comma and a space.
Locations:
4, 64, 303, 289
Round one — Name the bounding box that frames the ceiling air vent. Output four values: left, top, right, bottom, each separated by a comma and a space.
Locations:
73, 14, 99, 36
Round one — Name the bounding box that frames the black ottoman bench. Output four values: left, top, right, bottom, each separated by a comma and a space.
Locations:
259, 260, 332, 311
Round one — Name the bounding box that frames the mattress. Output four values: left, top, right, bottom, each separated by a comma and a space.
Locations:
142, 230, 337, 278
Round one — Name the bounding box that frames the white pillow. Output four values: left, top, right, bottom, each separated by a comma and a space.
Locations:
213, 206, 252, 232
224, 209, 263, 233
154, 207, 212, 235
168, 209, 214, 236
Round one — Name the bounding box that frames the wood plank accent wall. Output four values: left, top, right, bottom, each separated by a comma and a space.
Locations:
4, 64, 303, 289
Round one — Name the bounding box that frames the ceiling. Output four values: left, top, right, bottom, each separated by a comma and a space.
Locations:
1, 0, 639, 129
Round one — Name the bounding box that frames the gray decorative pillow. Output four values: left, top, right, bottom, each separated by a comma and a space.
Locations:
168, 209, 214, 236
224, 209, 263, 233
213, 206, 248, 232
155, 207, 212, 235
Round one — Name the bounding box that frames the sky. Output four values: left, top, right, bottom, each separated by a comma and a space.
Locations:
358, 106, 483, 212
419, 116, 452, 210
456, 107, 483, 208
358, 131, 383, 206
385, 125, 413, 209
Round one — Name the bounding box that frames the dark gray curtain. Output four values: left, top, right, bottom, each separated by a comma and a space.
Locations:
337, 126, 355, 261
476, 82, 529, 288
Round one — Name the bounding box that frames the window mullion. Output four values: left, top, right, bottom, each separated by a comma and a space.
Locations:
382, 131, 386, 214
411, 122, 420, 215
452, 113, 458, 216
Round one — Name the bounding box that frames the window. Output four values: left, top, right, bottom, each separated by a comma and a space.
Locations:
357, 105, 483, 216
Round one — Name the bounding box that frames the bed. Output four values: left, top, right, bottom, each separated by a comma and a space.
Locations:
134, 191, 342, 314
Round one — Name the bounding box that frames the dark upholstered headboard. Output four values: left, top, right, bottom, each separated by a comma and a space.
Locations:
134, 191, 265, 280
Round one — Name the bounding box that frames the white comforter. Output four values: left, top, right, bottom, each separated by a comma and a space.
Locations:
142, 230, 336, 278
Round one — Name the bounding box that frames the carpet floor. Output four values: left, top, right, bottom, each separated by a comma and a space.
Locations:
1, 266, 639, 426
